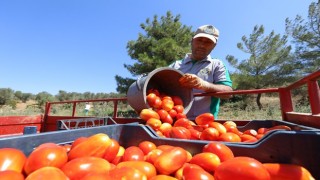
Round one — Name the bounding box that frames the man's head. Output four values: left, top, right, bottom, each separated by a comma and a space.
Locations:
193, 25, 219, 44
191, 25, 219, 60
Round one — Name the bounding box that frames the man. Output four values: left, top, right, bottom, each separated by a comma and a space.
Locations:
169, 24, 233, 119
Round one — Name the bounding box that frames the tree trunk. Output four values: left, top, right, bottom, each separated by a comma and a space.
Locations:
256, 94, 263, 110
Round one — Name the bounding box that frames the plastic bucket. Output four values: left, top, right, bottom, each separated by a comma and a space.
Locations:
127, 67, 193, 114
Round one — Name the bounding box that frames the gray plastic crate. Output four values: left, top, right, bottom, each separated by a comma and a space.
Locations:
0, 123, 319, 179
56, 117, 117, 130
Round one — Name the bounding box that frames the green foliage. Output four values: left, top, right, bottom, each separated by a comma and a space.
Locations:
0, 88, 15, 106
35, 91, 55, 112
226, 25, 298, 109
285, 1, 320, 74
115, 11, 193, 94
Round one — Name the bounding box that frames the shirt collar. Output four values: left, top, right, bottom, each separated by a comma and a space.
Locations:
183, 53, 212, 64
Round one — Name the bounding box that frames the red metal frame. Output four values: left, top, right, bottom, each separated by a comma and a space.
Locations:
0, 70, 318, 135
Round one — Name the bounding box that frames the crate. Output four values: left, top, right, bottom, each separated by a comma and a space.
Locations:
0, 123, 319, 179
56, 117, 117, 130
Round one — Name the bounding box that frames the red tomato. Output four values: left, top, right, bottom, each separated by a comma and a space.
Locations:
25, 167, 68, 180
68, 133, 112, 160
103, 138, 120, 162
182, 163, 214, 180
145, 149, 163, 164
176, 113, 187, 119
138, 141, 157, 155
117, 161, 157, 179
172, 96, 184, 106
146, 118, 162, 130
240, 134, 258, 142
208, 122, 227, 134
150, 174, 178, 180
140, 109, 160, 121
202, 142, 234, 162
147, 88, 160, 97
24, 144, 68, 175
61, 157, 111, 180
243, 129, 258, 136
263, 163, 315, 180
147, 93, 158, 106
71, 136, 88, 149
108, 166, 147, 180
80, 172, 112, 180
200, 127, 219, 141
169, 126, 191, 139
218, 132, 241, 142
168, 109, 177, 119
189, 128, 201, 140
159, 122, 173, 137
157, 109, 169, 120
0, 148, 26, 173
161, 99, 174, 111
154, 147, 188, 175
122, 146, 145, 161
173, 105, 184, 114
195, 113, 214, 125
173, 118, 194, 129
214, 157, 270, 180
0, 170, 24, 180
189, 152, 221, 173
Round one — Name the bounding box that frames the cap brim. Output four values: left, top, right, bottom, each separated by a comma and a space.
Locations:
193, 33, 217, 43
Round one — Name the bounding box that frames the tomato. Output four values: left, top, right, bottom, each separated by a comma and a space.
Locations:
168, 109, 177, 119
240, 134, 258, 142
189, 152, 220, 173
243, 129, 258, 136
138, 141, 157, 155
146, 118, 162, 130
182, 163, 214, 180
195, 113, 214, 125
223, 120, 237, 128
224, 124, 242, 135
176, 113, 187, 119
150, 174, 178, 180
189, 128, 201, 140
26, 167, 68, 180
24, 144, 68, 175
80, 172, 112, 180
108, 166, 147, 180
147, 88, 160, 97
140, 109, 160, 121
147, 93, 158, 106
214, 157, 270, 180
161, 99, 174, 111
257, 127, 268, 134
71, 136, 88, 149
172, 96, 184, 106
117, 161, 157, 179
169, 126, 191, 139
154, 147, 188, 175
159, 122, 173, 137
263, 163, 315, 180
202, 142, 234, 162
173, 118, 194, 129
102, 138, 120, 162
122, 146, 145, 161
0, 170, 24, 180
208, 122, 227, 134
68, 133, 112, 160
145, 149, 163, 164
200, 127, 219, 141
173, 105, 184, 114
61, 144, 71, 152
61, 157, 111, 180
0, 148, 27, 173
218, 132, 241, 142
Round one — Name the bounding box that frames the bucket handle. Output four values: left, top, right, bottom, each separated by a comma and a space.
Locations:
136, 73, 147, 91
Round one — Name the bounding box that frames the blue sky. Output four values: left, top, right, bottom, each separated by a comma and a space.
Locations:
0, 0, 314, 95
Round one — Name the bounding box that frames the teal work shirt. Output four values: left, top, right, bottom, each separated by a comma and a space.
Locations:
169, 54, 232, 119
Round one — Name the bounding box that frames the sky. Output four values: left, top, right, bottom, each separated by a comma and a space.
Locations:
0, 0, 315, 95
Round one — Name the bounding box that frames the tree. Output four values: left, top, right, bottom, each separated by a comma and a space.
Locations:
0, 88, 15, 106
285, 1, 320, 74
35, 92, 55, 112
115, 11, 193, 93
226, 25, 296, 109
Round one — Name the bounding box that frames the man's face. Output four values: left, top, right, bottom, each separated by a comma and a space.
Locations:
191, 37, 216, 60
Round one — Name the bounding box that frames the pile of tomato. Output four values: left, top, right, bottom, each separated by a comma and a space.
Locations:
140, 89, 292, 143
0, 132, 315, 180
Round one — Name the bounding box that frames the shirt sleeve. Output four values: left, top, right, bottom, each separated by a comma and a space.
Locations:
213, 60, 232, 87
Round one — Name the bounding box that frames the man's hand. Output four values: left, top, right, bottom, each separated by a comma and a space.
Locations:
179, 73, 209, 90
